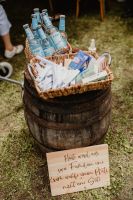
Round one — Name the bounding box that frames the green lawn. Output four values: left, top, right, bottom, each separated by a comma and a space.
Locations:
0, 10, 133, 200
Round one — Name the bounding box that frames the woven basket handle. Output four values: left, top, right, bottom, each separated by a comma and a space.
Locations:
27, 64, 36, 81
67, 41, 73, 54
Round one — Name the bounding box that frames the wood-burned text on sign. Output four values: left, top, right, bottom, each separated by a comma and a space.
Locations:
46, 144, 110, 196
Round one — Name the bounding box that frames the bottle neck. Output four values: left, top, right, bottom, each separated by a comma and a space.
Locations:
42, 9, 48, 16
59, 17, 65, 32
42, 14, 53, 29
25, 27, 34, 40
32, 17, 38, 30
37, 27, 47, 40
34, 12, 41, 23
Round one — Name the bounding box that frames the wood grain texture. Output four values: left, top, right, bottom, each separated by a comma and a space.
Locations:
47, 144, 110, 196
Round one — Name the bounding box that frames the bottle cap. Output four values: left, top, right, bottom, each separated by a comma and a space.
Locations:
42, 9, 48, 13
41, 12, 47, 17
23, 24, 29, 29
60, 15, 65, 18
88, 39, 96, 52
33, 8, 39, 13
31, 13, 37, 18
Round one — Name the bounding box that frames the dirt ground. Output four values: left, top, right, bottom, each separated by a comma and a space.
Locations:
0, 1, 133, 200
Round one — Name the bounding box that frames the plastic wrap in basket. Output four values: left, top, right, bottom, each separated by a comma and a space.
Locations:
26, 52, 114, 100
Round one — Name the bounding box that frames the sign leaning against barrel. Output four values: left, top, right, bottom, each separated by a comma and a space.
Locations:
46, 144, 110, 196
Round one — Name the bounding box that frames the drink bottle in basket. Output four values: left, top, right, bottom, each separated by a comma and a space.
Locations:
41, 12, 69, 53
59, 15, 67, 40
37, 26, 55, 56
31, 14, 38, 29
41, 12, 55, 49
33, 8, 41, 24
31, 14, 41, 43
23, 24, 45, 57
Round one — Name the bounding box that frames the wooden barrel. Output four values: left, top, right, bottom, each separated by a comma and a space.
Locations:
23, 70, 112, 152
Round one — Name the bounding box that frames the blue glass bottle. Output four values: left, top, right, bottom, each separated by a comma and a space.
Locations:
23, 24, 45, 57
37, 26, 55, 56
31, 14, 41, 44
59, 15, 66, 33
59, 15, 67, 42
31, 14, 38, 29
40, 13, 55, 50
41, 12, 69, 52
33, 8, 41, 24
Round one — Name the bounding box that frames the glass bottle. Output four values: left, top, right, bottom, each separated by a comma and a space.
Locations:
41, 12, 69, 52
41, 9, 49, 24
33, 8, 41, 24
59, 15, 67, 39
88, 39, 96, 52
31, 14, 41, 43
40, 13, 56, 50
37, 25, 55, 56
23, 24, 45, 57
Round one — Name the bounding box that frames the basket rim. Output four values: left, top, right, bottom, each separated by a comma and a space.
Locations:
34, 67, 113, 93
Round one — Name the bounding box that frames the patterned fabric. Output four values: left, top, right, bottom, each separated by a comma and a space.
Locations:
0, 4, 11, 36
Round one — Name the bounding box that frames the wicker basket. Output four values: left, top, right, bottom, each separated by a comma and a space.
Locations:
24, 39, 74, 62
26, 51, 114, 100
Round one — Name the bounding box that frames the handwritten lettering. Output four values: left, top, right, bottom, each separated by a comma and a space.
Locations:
95, 160, 104, 165
91, 151, 99, 157
65, 172, 79, 180
78, 151, 99, 159
50, 176, 63, 183
80, 170, 93, 177
62, 180, 86, 190
58, 167, 67, 173
63, 181, 76, 190
95, 167, 108, 176
78, 151, 90, 159
76, 181, 86, 186
69, 161, 93, 170
88, 176, 101, 185
64, 153, 76, 162
47, 144, 110, 196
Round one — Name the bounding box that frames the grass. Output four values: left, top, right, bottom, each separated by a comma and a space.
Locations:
0, 5, 133, 200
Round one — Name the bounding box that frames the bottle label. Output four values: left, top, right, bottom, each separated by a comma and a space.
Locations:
44, 47, 55, 56
33, 30, 39, 39
50, 31, 67, 50
38, 28, 47, 40
59, 18, 65, 32
35, 13, 41, 23
48, 37, 56, 49
32, 18, 38, 30
41, 38, 55, 56
26, 29, 34, 40
43, 15, 52, 28
30, 41, 45, 57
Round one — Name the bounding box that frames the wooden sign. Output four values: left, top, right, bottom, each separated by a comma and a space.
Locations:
46, 144, 110, 196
